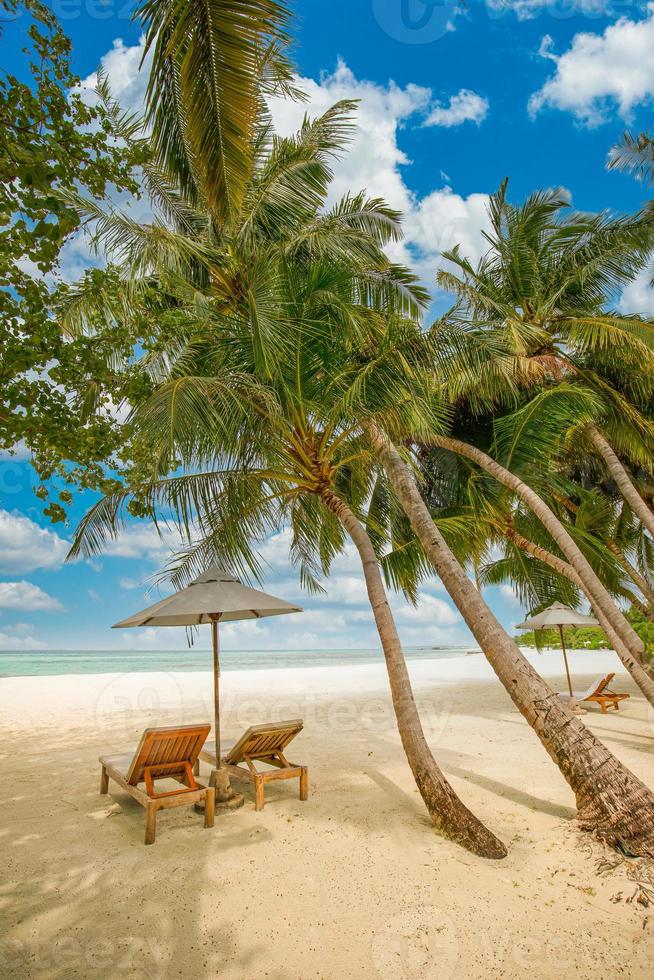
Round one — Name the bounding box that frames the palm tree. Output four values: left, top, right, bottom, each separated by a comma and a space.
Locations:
69, 257, 507, 859
423, 390, 654, 696
364, 423, 654, 857
426, 185, 654, 673
421, 443, 654, 632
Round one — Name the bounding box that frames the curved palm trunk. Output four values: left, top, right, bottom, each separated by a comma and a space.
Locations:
431, 434, 646, 664
587, 425, 654, 541
319, 487, 507, 859
503, 527, 654, 691
505, 516, 654, 621
366, 423, 654, 858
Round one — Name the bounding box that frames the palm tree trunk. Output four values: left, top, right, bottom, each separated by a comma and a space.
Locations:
587, 425, 654, 540
319, 487, 507, 859
505, 516, 654, 621
366, 422, 654, 858
503, 527, 654, 691
430, 433, 646, 664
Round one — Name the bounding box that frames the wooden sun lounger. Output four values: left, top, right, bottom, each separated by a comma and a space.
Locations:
199, 719, 308, 811
562, 673, 630, 714
99, 723, 215, 844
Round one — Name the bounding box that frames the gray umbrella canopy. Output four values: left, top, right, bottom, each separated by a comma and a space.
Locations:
113, 567, 303, 801
516, 602, 601, 703
516, 602, 600, 631
113, 567, 303, 628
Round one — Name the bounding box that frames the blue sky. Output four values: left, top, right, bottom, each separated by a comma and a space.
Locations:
2, 0, 654, 652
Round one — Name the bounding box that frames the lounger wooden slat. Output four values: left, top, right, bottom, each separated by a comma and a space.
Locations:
100, 723, 215, 844
199, 719, 308, 811
560, 673, 630, 713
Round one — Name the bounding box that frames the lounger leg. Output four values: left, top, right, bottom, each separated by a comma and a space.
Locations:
145, 803, 157, 845
299, 767, 308, 802
204, 788, 215, 829
193, 759, 200, 777
100, 766, 109, 795
254, 776, 265, 812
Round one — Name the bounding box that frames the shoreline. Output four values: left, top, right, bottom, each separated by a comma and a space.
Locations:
0, 643, 622, 680
0, 643, 469, 680
0, 648, 643, 730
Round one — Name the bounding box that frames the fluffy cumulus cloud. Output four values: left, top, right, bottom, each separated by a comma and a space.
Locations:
0, 622, 46, 650
0, 510, 70, 574
529, 7, 654, 125
270, 62, 491, 280
424, 89, 489, 128
407, 188, 492, 280
58, 37, 154, 282
269, 60, 430, 219
79, 45, 492, 296
619, 267, 654, 314
101, 521, 187, 561
0, 580, 63, 611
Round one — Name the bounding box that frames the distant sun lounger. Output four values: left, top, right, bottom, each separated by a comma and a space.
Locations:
560, 673, 630, 714
99, 723, 215, 844
199, 719, 308, 811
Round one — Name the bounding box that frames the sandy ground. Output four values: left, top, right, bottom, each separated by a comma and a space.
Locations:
1, 648, 653, 979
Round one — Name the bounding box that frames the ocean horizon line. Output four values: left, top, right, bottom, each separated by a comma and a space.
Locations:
0, 644, 475, 678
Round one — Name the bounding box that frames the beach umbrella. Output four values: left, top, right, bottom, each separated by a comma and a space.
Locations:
113, 567, 302, 802
516, 601, 600, 705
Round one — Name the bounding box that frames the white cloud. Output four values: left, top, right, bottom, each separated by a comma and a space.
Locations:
81, 36, 151, 112
619, 267, 654, 314
0, 623, 46, 650
0, 510, 70, 574
102, 522, 187, 561
499, 584, 520, 605
0, 440, 31, 461
424, 89, 489, 128
268, 59, 429, 221
104, 523, 468, 651
0, 581, 63, 611
84, 44, 491, 296
392, 591, 459, 627
487, 0, 611, 20
268, 61, 491, 279
408, 187, 492, 280
59, 37, 154, 282
529, 8, 654, 125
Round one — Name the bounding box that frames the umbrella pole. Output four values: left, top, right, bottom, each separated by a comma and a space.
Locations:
559, 624, 574, 700
208, 615, 244, 809
212, 616, 221, 766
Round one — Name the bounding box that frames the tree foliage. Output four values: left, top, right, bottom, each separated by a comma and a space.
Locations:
0, 0, 146, 514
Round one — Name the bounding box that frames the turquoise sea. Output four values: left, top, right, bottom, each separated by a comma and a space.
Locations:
0, 646, 469, 678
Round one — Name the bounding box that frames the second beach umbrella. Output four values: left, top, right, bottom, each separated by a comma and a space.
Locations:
516, 601, 601, 710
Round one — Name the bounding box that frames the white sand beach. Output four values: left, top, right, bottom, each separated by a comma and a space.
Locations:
1, 648, 653, 978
